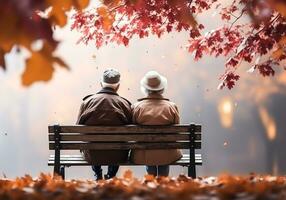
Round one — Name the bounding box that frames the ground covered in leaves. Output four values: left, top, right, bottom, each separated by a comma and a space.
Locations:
0, 172, 286, 200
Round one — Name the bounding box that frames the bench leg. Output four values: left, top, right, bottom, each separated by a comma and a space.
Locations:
188, 165, 196, 178
60, 166, 65, 180
54, 165, 60, 177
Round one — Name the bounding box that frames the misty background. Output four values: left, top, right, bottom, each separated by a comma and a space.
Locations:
1, 2, 286, 179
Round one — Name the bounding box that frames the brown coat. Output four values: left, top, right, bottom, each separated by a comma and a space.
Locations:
77, 87, 132, 164
130, 93, 182, 165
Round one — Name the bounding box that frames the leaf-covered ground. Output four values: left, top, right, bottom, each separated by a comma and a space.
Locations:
0, 172, 286, 200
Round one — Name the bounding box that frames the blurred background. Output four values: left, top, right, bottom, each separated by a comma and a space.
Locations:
1, 2, 286, 179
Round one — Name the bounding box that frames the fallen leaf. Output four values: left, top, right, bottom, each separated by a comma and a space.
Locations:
123, 169, 133, 180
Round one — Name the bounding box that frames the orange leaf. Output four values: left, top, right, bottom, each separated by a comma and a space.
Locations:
123, 170, 133, 180
73, 0, 90, 10
179, 8, 197, 28
271, 2, 286, 17
53, 56, 69, 69
21, 42, 68, 86
97, 6, 108, 17
49, 7, 68, 27
102, 17, 114, 32
279, 36, 286, 46
97, 6, 114, 32
46, 0, 90, 27
144, 174, 155, 181
272, 48, 284, 60
46, 0, 73, 27
22, 51, 54, 86
102, 0, 122, 7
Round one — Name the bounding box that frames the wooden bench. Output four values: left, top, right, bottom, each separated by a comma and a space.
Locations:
48, 124, 202, 179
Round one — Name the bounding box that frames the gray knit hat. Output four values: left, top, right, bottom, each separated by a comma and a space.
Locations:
102, 68, 120, 84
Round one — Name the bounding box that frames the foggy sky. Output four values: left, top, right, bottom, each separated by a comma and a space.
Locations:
0, 3, 286, 179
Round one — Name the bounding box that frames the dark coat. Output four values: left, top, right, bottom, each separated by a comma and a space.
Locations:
77, 87, 132, 164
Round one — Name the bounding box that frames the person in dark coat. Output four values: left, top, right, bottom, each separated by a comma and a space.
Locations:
76, 68, 132, 180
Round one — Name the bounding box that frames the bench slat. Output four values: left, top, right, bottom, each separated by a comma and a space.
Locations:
49, 154, 202, 161
49, 133, 201, 142
48, 154, 202, 166
48, 124, 202, 134
48, 160, 202, 166
49, 142, 201, 150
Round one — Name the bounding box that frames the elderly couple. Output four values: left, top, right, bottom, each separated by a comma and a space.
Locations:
76, 68, 182, 180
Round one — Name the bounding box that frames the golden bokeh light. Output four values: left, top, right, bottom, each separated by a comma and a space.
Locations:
259, 106, 277, 141
218, 97, 233, 128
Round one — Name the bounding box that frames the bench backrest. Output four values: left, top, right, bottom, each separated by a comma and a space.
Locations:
48, 124, 202, 150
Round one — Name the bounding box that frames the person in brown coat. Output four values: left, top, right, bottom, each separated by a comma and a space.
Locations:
131, 71, 182, 177
76, 68, 132, 180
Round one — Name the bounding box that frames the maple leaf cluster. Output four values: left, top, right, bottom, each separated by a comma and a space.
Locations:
1, 172, 286, 200
0, 0, 89, 86
72, 0, 286, 89
71, 0, 217, 48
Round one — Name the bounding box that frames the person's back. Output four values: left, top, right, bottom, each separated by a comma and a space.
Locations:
132, 94, 179, 125
131, 71, 182, 177
78, 88, 131, 126
77, 69, 132, 180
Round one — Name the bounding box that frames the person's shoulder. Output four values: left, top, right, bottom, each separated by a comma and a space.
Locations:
167, 100, 177, 106
167, 100, 179, 112
162, 99, 177, 108
134, 97, 148, 105
118, 95, 132, 106
82, 94, 95, 101
132, 100, 141, 107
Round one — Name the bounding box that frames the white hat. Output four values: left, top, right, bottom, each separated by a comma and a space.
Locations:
140, 71, 167, 91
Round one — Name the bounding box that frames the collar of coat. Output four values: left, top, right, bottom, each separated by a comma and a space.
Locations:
82, 87, 132, 105
138, 93, 169, 101
82, 87, 118, 101
96, 87, 119, 96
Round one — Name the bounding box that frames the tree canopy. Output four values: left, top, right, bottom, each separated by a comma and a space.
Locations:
72, 0, 286, 89
1, 0, 286, 88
